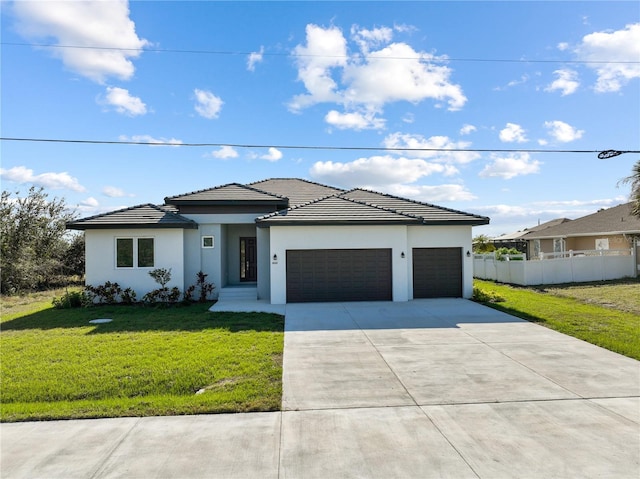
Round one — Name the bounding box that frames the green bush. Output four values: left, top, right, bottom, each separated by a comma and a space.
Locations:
472, 287, 505, 303
494, 247, 524, 261
52, 290, 86, 309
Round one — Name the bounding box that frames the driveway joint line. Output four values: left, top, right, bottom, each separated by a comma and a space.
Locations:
88, 417, 143, 479
345, 305, 420, 408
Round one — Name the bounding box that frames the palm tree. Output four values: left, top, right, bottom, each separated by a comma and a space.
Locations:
620, 159, 640, 217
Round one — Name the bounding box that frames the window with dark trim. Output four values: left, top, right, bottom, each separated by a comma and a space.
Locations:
116, 237, 154, 268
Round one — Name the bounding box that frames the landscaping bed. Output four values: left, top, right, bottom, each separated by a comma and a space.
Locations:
0, 300, 284, 422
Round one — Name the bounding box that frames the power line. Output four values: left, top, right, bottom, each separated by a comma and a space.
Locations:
1, 136, 637, 158
3, 41, 639, 65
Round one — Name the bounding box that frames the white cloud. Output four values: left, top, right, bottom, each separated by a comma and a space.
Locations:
479, 153, 541, 180
310, 155, 447, 188
102, 186, 134, 198
325, 109, 385, 130
575, 23, 640, 92
384, 183, 476, 202
194, 88, 223, 119
260, 147, 283, 162
557, 42, 570, 51
383, 132, 480, 164
103, 86, 147, 115
544, 120, 584, 142
289, 23, 466, 114
118, 135, 183, 146
209, 145, 239, 159
12, 0, 148, 83
80, 197, 99, 207
402, 113, 415, 124
0, 166, 86, 192
351, 25, 393, 53
459, 124, 477, 135
499, 123, 528, 143
545, 69, 580, 96
247, 46, 264, 71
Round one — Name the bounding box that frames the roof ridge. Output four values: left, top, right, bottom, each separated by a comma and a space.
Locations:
248, 177, 346, 192
68, 203, 158, 223
239, 182, 288, 200
255, 192, 342, 221
164, 182, 285, 202
338, 195, 423, 221
342, 187, 489, 221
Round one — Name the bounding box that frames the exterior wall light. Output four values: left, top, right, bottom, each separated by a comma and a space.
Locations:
466, 250, 471, 258
401, 252, 405, 258
273, 254, 278, 261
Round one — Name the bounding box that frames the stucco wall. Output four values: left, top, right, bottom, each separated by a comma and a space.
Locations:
85, 228, 185, 298
268, 224, 473, 304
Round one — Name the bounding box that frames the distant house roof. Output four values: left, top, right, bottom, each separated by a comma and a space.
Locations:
524, 203, 640, 239
66, 204, 198, 230
492, 218, 572, 241
164, 183, 287, 206
257, 188, 489, 227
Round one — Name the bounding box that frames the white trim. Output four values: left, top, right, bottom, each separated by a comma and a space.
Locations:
201, 235, 214, 248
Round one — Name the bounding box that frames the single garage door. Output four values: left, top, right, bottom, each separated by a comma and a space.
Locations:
286, 249, 392, 303
413, 247, 462, 298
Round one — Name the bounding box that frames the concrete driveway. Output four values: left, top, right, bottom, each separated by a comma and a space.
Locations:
2, 299, 639, 478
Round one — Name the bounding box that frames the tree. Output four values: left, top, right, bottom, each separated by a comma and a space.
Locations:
0, 187, 78, 294
472, 234, 495, 253
619, 159, 640, 217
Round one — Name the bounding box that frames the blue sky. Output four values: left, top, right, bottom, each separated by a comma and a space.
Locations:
2, 1, 639, 236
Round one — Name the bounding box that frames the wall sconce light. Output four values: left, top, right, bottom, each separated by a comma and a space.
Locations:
401, 252, 405, 258
466, 250, 471, 258
273, 254, 278, 261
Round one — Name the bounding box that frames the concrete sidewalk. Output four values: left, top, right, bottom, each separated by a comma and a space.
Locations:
2, 299, 639, 478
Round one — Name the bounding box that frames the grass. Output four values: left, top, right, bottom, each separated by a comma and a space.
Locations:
0, 296, 284, 422
474, 279, 640, 360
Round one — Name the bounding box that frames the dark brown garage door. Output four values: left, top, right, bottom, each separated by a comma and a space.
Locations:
413, 247, 462, 298
286, 249, 392, 303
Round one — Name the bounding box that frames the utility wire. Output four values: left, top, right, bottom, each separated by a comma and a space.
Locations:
1, 137, 637, 158
3, 41, 639, 65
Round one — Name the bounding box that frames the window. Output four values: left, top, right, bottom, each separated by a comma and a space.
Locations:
116, 238, 154, 268
202, 236, 214, 248
595, 238, 609, 250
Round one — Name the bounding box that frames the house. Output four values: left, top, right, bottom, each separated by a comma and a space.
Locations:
490, 218, 572, 254
523, 202, 640, 272
67, 178, 489, 303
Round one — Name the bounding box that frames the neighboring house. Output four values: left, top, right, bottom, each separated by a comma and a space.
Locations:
67, 178, 489, 303
490, 218, 572, 254
523, 202, 640, 270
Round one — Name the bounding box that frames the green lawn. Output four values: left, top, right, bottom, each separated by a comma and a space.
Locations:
474, 279, 640, 360
0, 300, 284, 422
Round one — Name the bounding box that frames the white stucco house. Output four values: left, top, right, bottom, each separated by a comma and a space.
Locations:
67, 178, 489, 304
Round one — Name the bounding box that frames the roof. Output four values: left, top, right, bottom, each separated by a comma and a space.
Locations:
492, 218, 572, 241
164, 183, 287, 206
66, 204, 198, 230
341, 189, 489, 225
256, 195, 423, 226
249, 178, 344, 206
524, 203, 640, 239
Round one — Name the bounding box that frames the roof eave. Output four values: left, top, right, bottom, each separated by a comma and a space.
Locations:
165, 199, 288, 207
66, 223, 198, 231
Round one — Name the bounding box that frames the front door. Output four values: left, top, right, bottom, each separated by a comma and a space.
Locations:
240, 237, 257, 282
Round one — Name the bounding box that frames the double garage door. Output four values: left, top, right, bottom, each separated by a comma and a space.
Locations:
286, 249, 392, 303
285, 247, 462, 302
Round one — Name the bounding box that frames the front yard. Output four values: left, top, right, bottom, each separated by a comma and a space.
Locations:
0, 299, 284, 422
474, 278, 640, 360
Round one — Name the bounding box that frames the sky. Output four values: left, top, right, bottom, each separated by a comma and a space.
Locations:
1, 1, 639, 237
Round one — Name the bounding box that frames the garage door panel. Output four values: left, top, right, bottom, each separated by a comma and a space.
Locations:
286, 249, 392, 303
413, 248, 462, 298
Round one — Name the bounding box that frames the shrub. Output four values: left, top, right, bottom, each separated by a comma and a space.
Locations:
195, 271, 215, 302
85, 281, 122, 304
52, 290, 86, 309
120, 287, 137, 305
494, 247, 523, 261
472, 287, 505, 303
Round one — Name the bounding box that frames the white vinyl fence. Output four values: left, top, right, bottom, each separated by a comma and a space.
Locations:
474, 249, 636, 285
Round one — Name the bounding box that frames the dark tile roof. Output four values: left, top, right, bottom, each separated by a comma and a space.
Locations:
256, 195, 421, 226
66, 204, 198, 230
340, 189, 489, 225
524, 202, 640, 239
165, 183, 286, 205
249, 178, 344, 206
